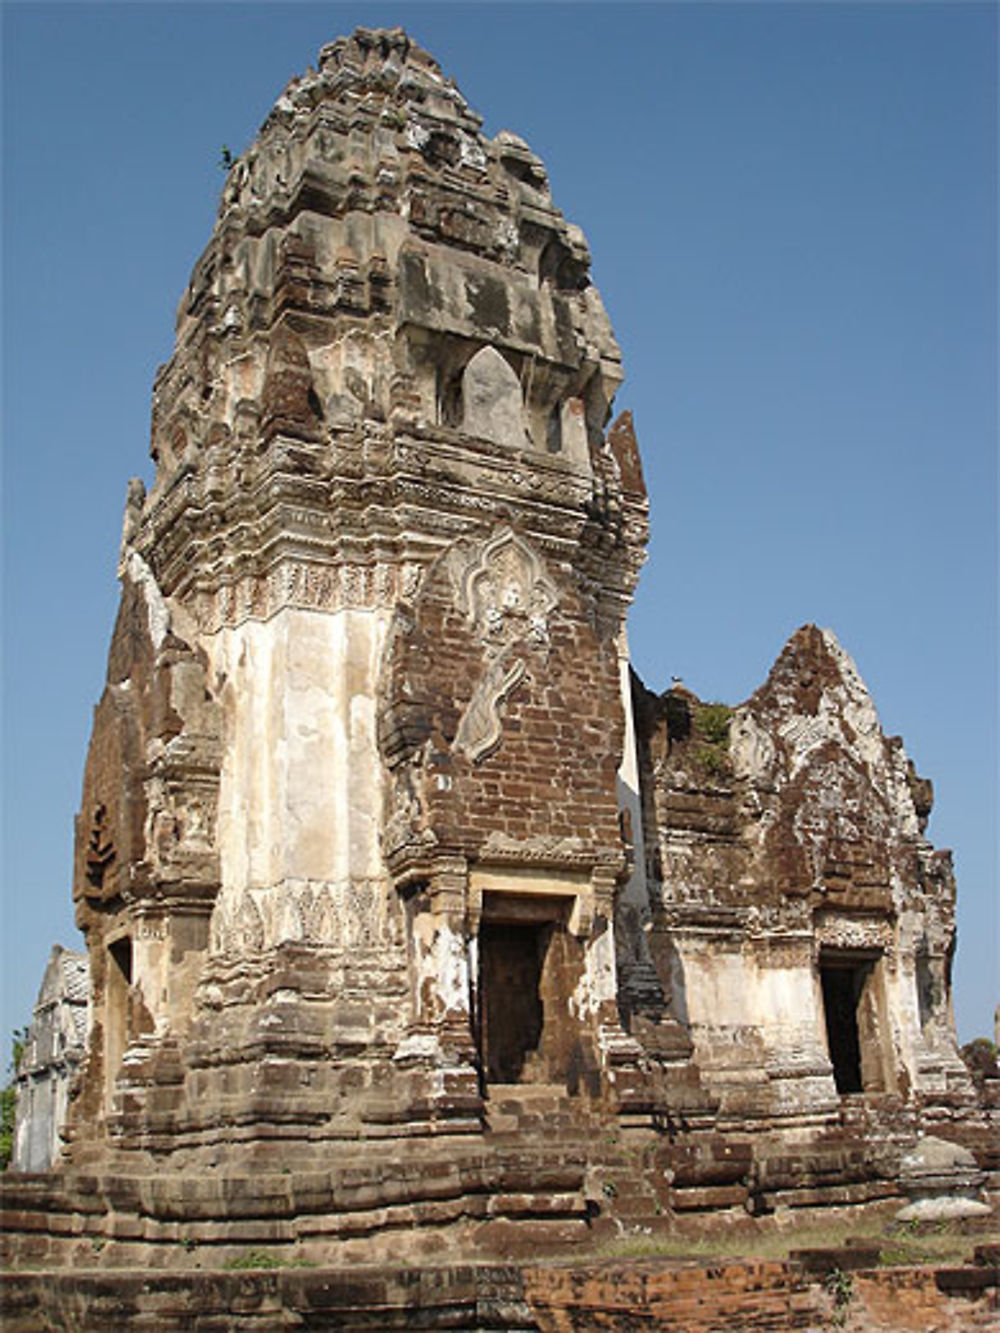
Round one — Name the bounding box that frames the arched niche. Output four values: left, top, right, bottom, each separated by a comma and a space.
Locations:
461, 346, 525, 449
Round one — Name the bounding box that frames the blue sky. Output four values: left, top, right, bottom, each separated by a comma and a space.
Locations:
2, 2, 996, 1045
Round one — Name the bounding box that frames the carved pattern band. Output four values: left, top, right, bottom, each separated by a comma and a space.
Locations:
190, 561, 425, 631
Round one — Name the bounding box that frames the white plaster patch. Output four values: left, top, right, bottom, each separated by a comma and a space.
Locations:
458, 132, 486, 171
730, 709, 776, 781
405, 121, 430, 151
433, 922, 469, 1015
822, 630, 881, 740
896, 1198, 991, 1222
573, 926, 616, 1019
125, 550, 171, 649
393, 1032, 441, 1063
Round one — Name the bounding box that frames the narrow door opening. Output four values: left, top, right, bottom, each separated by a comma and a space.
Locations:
109, 936, 133, 986
820, 952, 888, 1095
821, 963, 863, 1093
479, 921, 547, 1084
105, 935, 133, 1107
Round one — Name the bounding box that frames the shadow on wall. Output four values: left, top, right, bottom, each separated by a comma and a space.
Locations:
651, 932, 690, 1027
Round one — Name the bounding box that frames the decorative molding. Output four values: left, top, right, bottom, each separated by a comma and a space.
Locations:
477, 831, 595, 868
814, 911, 894, 958
209, 878, 402, 954
189, 560, 426, 631
453, 526, 558, 649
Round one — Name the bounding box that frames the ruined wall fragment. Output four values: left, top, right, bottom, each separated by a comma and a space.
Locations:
635, 624, 976, 1154
12, 947, 90, 1172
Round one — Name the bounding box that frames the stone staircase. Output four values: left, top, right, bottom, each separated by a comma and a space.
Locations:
586, 1155, 672, 1235
484, 1083, 673, 1235
483, 1083, 599, 1138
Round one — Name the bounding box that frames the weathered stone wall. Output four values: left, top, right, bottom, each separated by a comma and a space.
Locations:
53, 26, 649, 1168
631, 624, 981, 1194
2, 1257, 998, 1332
378, 532, 624, 865
12, 948, 89, 1172
65, 561, 221, 1155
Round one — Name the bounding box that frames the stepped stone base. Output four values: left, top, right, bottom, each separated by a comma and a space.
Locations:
9, 1082, 990, 1273
3, 1252, 999, 1333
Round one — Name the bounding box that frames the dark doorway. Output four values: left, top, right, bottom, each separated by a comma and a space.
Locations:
105, 935, 134, 1108
821, 964, 864, 1093
479, 921, 547, 1084
108, 936, 133, 986
820, 950, 889, 1096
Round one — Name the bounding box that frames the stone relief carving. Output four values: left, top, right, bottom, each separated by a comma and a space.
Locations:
453, 656, 526, 763
211, 879, 399, 955
231, 892, 265, 953
453, 527, 558, 648
191, 561, 424, 632
479, 831, 592, 865
384, 764, 438, 861
447, 528, 559, 764
815, 913, 894, 957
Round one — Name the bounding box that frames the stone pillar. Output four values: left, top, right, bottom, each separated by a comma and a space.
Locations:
393, 854, 482, 1123
582, 856, 650, 1110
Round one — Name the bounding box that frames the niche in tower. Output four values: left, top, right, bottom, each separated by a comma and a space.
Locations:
461, 346, 525, 450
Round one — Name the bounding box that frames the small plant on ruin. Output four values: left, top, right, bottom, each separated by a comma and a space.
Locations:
0, 1027, 28, 1170
225, 1248, 283, 1270
695, 744, 729, 777
690, 703, 733, 780
697, 703, 732, 746
0, 1088, 15, 1171
823, 1267, 853, 1327
223, 1248, 315, 1270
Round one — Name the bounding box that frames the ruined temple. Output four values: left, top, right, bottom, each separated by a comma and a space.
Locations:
11, 947, 90, 1174
3, 29, 993, 1277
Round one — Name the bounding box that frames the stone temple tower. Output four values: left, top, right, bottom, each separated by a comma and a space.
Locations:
9, 30, 985, 1272
66, 26, 655, 1166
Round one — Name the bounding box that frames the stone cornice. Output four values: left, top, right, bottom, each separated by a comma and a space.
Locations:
132, 424, 646, 631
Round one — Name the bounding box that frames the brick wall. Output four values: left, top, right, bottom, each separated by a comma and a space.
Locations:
380, 542, 624, 863
2, 1258, 996, 1332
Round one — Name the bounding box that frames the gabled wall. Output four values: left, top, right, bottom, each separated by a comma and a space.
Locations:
633, 624, 976, 1139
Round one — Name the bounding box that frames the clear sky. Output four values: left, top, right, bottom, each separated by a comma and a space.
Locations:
2, 2, 996, 1046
